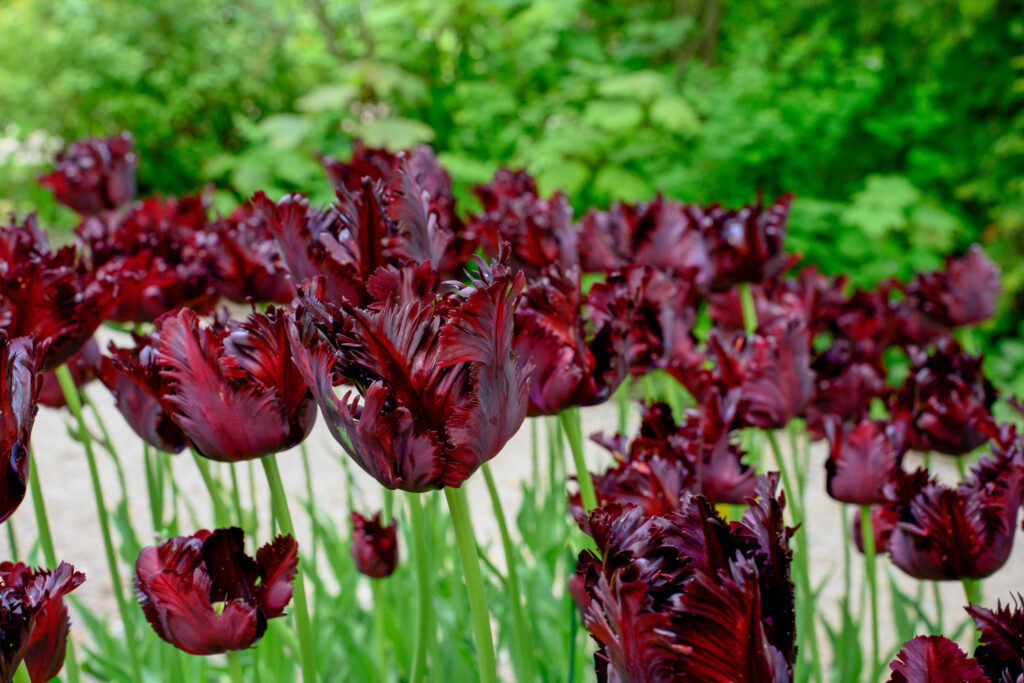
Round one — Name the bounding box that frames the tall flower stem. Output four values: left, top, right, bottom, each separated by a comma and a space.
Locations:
261, 454, 317, 682
83, 393, 131, 507
27, 452, 82, 683
370, 581, 388, 678
407, 493, 431, 682
482, 463, 535, 682
5, 522, 16, 558
192, 450, 230, 527
443, 485, 498, 683
766, 430, 822, 683
55, 365, 142, 683
559, 408, 596, 511
963, 578, 983, 650
860, 504, 880, 682
739, 282, 758, 335
12, 663, 30, 683
227, 651, 245, 683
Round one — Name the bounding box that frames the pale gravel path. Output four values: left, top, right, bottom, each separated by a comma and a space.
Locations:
3, 336, 1023, 681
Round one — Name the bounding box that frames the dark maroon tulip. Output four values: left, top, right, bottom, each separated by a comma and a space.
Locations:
804, 339, 889, 438
708, 266, 847, 336
571, 475, 795, 682
0, 334, 39, 525
0, 561, 85, 683
77, 194, 219, 323
0, 217, 133, 371
514, 267, 631, 415
134, 528, 297, 655
824, 418, 905, 505
823, 280, 942, 357
290, 254, 529, 491
38, 133, 136, 215
111, 308, 316, 461
208, 207, 295, 305
468, 169, 577, 278
884, 443, 1024, 580
887, 635, 988, 683
320, 141, 472, 274
37, 338, 101, 409
906, 245, 1001, 329
967, 595, 1024, 682
690, 193, 795, 291
98, 354, 187, 454
892, 338, 996, 455
576, 195, 713, 288
350, 512, 398, 578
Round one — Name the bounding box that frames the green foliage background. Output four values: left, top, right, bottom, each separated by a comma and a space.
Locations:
1, 0, 1023, 386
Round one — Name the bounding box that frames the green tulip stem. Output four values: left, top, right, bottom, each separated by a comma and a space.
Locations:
443, 485, 497, 683
407, 493, 432, 682
261, 454, 317, 682
55, 364, 141, 683
191, 450, 230, 528
861, 504, 880, 682
739, 282, 758, 335
559, 408, 597, 511
227, 650, 244, 683
482, 463, 535, 682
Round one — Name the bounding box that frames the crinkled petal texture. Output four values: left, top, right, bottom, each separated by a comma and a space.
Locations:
350, 511, 399, 578
37, 133, 136, 215
98, 355, 187, 454
885, 444, 1024, 580
134, 528, 296, 655
571, 475, 795, 682
907, 244, 1001, 329
968, 595, 1024, 682
0, 334, 39, 524
887, 636, 989, 683
824, 419, 903, 505
0, 561, 85, 683
291, 255, 529, 491
113, 308, 316, 462
696, 194, 794, 290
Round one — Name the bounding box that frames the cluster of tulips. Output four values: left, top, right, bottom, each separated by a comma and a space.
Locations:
1, 131, 1023, 683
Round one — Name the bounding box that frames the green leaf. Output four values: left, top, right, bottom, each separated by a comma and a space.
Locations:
296, 83, 359, 113
650, 95, 701, 135
581, 100, 644, 132
355, 117, 435, 149
258, 114, 312, 150
536, 159, 589, 197
596, 70, 668, 101
592, 165, 649, 201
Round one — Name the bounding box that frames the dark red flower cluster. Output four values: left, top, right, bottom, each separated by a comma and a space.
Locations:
350, 512, 399, 578
888, 595, 1024, 683
571, 475, 795, 682
0, 561, 85, 683
134, 527, 297, 655
38, 133, 137, 215
291, 252, 529, 491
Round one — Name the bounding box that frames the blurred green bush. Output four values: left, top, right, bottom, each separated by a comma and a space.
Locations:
1, 0, 1022, 384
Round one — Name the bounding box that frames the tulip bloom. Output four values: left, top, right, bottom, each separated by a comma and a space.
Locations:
38, 133, 137, 215
514, 267, 632, 415
892, 338, 996, 455
0, 334, 39, 524
571, 475, 795, 682
0, 217, 132, 371
350, 512, 399, 578
291, 254, 529, 491
967, 596, 1024, 682
692, 194, 795, 291
804, 339, 889, 438
209, 207, 295, 305
134, 528, 297, 655
468, 169, 577, 277
906, 245, 1001, 329
77, 194, 219, 323
98, 353, 187, 454
576, 195, 713, 288
111, 308, 316, 461
824, 419, 904, 505
708, 266, 846, 335
0, 561, 85, 683
884, 445, 1024, 580
888, 636, 988, 683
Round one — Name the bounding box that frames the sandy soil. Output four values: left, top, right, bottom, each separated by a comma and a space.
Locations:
4, 342, 1022, 681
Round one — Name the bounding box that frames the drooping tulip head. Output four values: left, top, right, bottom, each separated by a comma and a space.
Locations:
134, 528, 297, 655
38, 133, 137, 215
111, 307, 316, 461
0, 561, 85, 683
0, 334, 40, 524
350, 512, 398, 578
